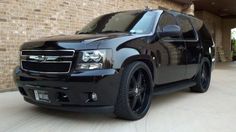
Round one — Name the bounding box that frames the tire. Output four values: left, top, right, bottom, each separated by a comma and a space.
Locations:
191, 58, 211, 93
114, 61, 153, 120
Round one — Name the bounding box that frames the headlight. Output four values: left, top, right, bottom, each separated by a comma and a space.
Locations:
76, 49, 112, 70
82, 50, 105, 62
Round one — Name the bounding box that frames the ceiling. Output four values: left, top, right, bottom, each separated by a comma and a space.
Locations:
172, 0, 236, 18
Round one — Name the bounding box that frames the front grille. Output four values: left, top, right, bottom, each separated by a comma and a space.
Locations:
22, 50, 74, 56
20, 50, 75, 74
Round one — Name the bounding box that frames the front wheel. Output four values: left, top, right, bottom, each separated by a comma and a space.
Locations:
114, 62, 153, 120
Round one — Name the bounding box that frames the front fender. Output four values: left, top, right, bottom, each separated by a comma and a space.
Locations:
112, 48, 140, 69
117, 53, 156, 82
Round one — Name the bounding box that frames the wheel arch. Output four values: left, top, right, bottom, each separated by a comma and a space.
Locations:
203, 54, 212, 66
194, 53, 211, 79
121, 55, 156, 81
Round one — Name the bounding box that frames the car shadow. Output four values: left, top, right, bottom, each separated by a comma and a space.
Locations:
29, 89, 193, 122
150, 89, 194, 107
31, 106, 120, 122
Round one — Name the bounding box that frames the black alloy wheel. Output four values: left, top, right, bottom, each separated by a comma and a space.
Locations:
191, 58, 211, 93
200, 63, 210, 89
115, 62, 153, 120
128, 69, 150, 114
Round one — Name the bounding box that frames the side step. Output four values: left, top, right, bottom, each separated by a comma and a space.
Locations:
153, 80, 196, 96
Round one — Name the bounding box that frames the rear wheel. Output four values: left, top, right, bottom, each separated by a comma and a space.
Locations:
191, 58, 211, 93
114, 62, 153, 120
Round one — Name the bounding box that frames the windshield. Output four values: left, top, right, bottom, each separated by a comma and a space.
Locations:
77, 11, 158, 34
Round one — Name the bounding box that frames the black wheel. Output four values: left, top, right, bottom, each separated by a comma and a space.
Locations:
191, 58, 211, 93
114, 62, 153, 120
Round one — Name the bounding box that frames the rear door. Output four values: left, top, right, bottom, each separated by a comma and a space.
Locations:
176, 15, 200, 79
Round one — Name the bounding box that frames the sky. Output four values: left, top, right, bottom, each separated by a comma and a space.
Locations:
231, 28, 236, 39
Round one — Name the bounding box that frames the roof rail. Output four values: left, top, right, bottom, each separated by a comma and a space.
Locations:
168, 9, 195, 17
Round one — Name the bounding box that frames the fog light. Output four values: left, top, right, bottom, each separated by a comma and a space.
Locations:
57, 92, 69, 102
85, 92, 98, 103
91, 92, 98, 101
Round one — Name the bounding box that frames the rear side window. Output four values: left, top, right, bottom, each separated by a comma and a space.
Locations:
190, 17, 212, 42
199, 24, 212, 41
190, 17, 203, 32
176, 15, 197, 40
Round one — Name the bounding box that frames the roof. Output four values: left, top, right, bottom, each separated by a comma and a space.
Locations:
171, 0, 236, 18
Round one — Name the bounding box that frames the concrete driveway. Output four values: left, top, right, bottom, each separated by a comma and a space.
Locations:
0, 63, 236, 132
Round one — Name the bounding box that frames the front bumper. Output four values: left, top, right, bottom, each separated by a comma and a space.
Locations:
14, 67, 122, 112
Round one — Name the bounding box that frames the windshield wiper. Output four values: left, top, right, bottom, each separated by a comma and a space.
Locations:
77, 32, 98, 34
99, 30, 126, 33
78, 30, 127, 34
78, 32, 88, 34
129, 31, 137, 34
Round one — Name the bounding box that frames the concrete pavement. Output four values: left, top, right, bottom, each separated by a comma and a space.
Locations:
0, 63, 236, 132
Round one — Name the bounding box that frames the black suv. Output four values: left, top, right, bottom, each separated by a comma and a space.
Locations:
14, 9, 215, 120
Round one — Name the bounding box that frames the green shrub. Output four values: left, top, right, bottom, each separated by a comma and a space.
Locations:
231, 39, 236, 57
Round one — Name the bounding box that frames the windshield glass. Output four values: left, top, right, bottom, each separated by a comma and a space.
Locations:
78, 11, 158, 34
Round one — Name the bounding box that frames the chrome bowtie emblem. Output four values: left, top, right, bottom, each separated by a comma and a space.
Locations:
29, 55, 47, 62
29, 55, 58, 62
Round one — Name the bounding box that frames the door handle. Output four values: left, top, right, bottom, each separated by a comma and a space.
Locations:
196, 45, 203, 49
177, 46, 186, 51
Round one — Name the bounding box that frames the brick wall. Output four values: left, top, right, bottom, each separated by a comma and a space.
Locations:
222, 18, 236, 60
0, 0, 186, 90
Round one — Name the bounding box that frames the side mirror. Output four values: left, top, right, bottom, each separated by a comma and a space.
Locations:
159, 25, 181, 38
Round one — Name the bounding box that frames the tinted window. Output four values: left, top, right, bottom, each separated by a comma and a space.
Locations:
199, 25, 212, 41
78, 11, 158, 34
190, 17, 203, 32
190, 17, 213, 44
157, 12, 180, 39
158, 13, 177, 31
176, 15, 196, 40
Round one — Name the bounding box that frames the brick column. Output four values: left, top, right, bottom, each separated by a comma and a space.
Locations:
182, 3, 194, 15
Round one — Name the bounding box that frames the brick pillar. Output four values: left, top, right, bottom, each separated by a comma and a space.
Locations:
182, 3, 194, 16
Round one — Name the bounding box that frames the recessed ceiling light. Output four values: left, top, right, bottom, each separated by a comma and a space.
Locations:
211, 2, 215, 5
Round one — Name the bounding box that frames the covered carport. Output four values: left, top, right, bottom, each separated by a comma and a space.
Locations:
174, 0, 236, 62
193, 0, 236, 62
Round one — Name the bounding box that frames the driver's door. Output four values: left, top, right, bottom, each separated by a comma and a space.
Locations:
153, 12, 187, 85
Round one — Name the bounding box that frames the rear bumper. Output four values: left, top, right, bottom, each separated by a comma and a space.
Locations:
14, 67, 122, 112
211, 58, 216, 71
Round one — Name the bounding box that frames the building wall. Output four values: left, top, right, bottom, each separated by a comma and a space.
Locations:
0, 0, 190, 90
195, 11, 236, 61
222, 18, 236, 60
181, 4, 194, 16
195, 11, 223, 61
195, 11, 222, 47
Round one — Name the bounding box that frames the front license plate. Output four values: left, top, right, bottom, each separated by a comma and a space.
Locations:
34, 90, 50, 103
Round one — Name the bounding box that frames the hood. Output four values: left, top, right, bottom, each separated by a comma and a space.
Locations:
30, 34, 118, 42
20, 33, 147, 50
